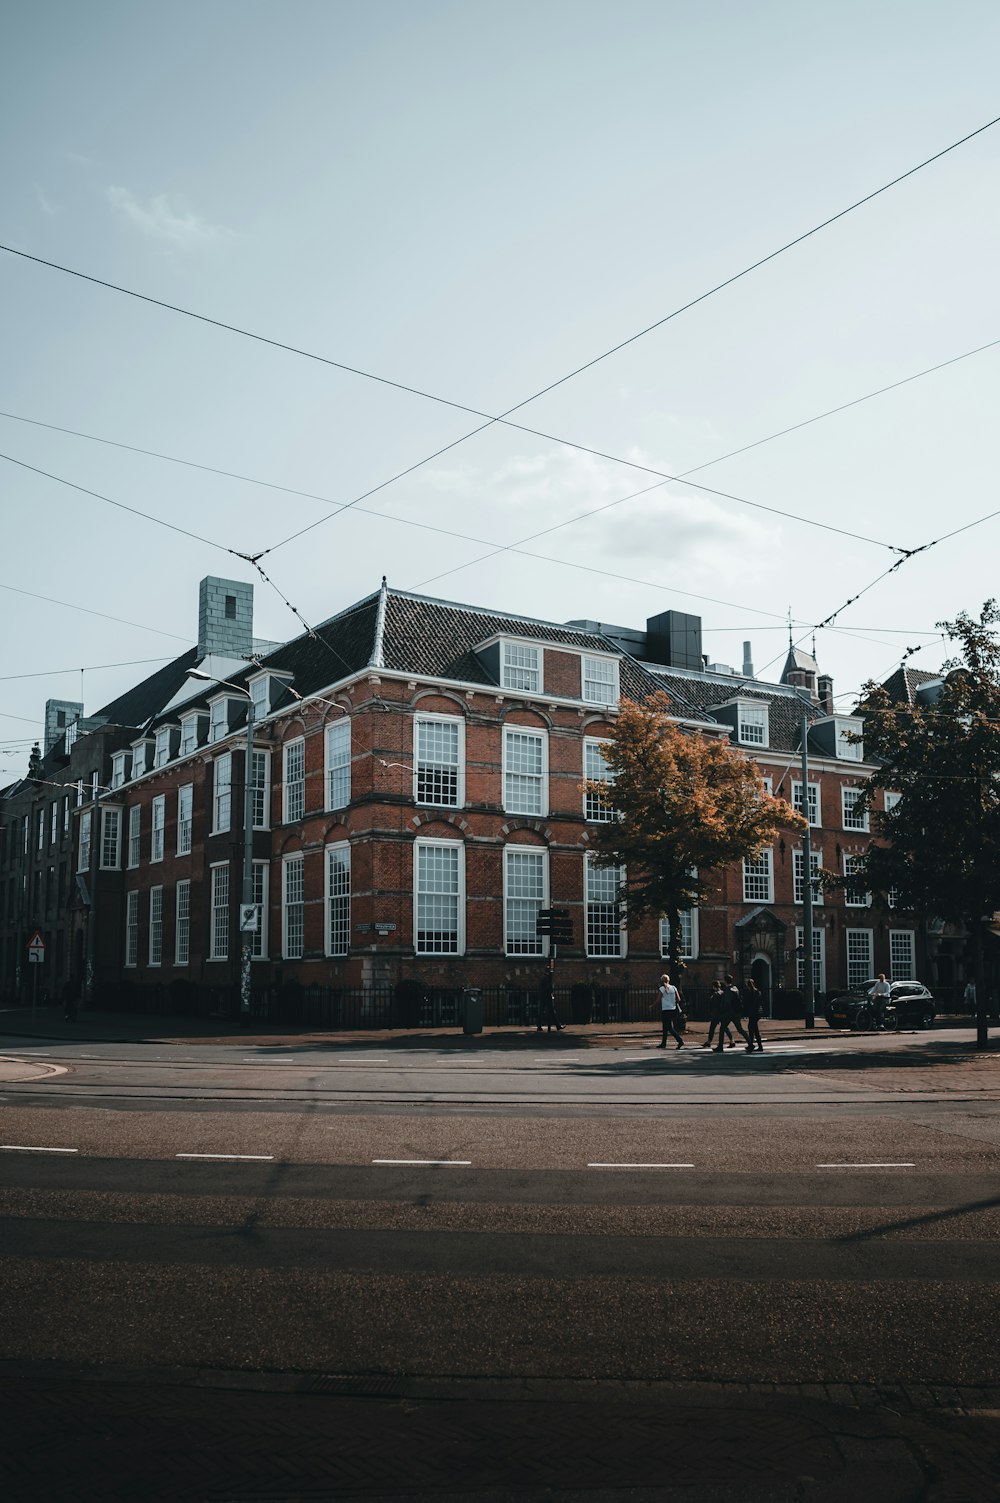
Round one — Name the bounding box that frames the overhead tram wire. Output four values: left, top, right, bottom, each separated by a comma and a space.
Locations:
0, 580, 191, 643
0, 655, 174, 683
4, 113, 997, 562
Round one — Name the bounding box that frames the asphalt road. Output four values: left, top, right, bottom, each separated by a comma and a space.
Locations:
2, 1027, 999, 1499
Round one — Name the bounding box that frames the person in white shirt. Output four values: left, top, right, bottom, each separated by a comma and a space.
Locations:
654, 973, 685, 1050
868, 973, 891, 1030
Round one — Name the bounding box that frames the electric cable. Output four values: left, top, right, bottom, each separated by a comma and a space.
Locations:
0, 656, 173, 682
0, 580, 191, 643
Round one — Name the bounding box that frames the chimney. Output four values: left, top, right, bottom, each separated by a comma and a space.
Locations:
818, 674, 834, 715
198, 576, 254, 660
742, 641, 755, 679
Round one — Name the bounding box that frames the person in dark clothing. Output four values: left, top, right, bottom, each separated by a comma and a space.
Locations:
702, 980, 735, 1049
537, 971, 563, 1032
743, 977, 764, 1052
714, 975, 750, 1052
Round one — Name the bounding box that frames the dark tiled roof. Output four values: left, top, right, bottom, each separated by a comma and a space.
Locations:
97, 646, 200, 730
646, 669, 814, 752
878, 666, 940, 706
256, 594, 380, 694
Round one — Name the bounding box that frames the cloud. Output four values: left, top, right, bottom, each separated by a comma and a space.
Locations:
34, 185, 58, 216
105, 186, 232, 252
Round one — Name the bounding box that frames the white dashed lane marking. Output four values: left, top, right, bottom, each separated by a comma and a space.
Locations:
588, 1162, 695, 1169
372, 1159, 472, 1166
2, 1144, 79, 1154
816, 1162, 916, 1168
175, 1153, 275, 1161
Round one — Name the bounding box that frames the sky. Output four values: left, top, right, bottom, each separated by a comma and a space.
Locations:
2, 0, 999, 778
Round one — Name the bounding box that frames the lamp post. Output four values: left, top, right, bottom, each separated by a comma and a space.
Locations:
189, 672, 256, 1027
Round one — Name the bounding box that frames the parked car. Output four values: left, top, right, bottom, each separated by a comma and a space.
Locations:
825, 981, 937, 1032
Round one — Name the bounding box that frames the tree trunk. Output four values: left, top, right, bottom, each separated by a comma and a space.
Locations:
666, 907, 684, 982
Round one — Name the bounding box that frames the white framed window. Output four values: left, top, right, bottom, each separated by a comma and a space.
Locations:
502, 641, 541, 693
836, 718, 863, 761
250, 861, 268, 960
742, 848, 773, 903
738, 703, 768, 747
841, 787, 869, 831
250, 676, 269, 718
792, 849, 823, 905
414, 714, 464, 808
210, 863, 230, 960
887, 884, 901, 911
283, 738, 305, 823
148, 886, 163, 966
208, 698, 232, 744
503, 726, 547, 815
151, 795, 165, 862
414, 839, 464, 955
177, 784, 193, 855
213, 753, 232, 834
251, 750, 270, 829
843, 853, 870, 906
179, 715, 200, 756
78, 809, 92, 873
504, 846, 547, 956
175, 880, 190, 966
37, 808, 45, 851
792, 781, 821, 827
127, 805, 141, 868
110, 752, 129, 790
325, 843, 350, 957
846, 928, 874, 989
889, 929, 915, 980
759, 776, 773, 795
586, 854, 623, 957
49, 801, 58, 846
63, 795, 70, 836
584, 738, 615, 822
582, 655, 619, 705
658, 909, 699, 960
64, 721, 80, 753
76, 777, 84, 807
153, 726, 172, 768
325, 720, 351, 811
100, 808, 121, 870
282, 853, 305, 959
125, 890, 139, 967
883, 790, 901, 814
795, 926, 826, 993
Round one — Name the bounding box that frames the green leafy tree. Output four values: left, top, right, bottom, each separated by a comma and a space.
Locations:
853, 602, 1000, 1050
584, 692, 806, 977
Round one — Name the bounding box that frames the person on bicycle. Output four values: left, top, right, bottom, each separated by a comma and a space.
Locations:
868, 973, 891, 1031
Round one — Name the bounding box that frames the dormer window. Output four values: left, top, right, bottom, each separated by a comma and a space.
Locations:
110, 751, 130, 790
153, 726, 173, 768
180, 714, 201, 755
209, 697, 240, 744
250, 677, 269, 717
738, 703, 768, 747
502, 641, 541, 693
835, 718, 863, 761
582, 655, 619, 705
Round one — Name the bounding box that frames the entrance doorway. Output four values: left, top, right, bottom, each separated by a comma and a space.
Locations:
750, 954, 772, 1017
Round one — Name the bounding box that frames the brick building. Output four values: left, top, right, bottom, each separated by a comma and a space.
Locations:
61, 579, 924, 1018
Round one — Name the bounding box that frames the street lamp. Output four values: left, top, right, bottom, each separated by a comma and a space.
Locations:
188, 670, 256, 1028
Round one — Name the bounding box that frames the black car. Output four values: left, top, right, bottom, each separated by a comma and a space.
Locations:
825, 980, 937, 1031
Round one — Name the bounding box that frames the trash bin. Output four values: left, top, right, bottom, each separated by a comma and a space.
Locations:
462, 986, 484, 1035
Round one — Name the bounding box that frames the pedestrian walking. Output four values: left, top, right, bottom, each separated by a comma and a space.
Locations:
703, 980, 735, 1049
868, 972, 891, 1030
536, 971, 563, 1032
743, 977, 764, 1052
653, 973, 685, 1049
714, 975, 750, 1052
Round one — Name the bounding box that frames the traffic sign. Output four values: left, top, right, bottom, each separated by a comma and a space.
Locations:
239, 905, 259, 933
27, 930, 45, 964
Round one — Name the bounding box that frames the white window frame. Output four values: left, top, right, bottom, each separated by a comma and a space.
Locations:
100, 807, 121, 870
63, 795, 70, 836
151, 794, 165, 863
737, 702, 769, 748
501, 640, 541, 694
250, 749, 270, 830
883, 790, 902, 814
503, 726, 548, 816
889, 929, 916, 981
325, 842, 351, 958
843, 852, 870, 907
658, 908, 699, 961
213, 753, 232, 835
792, 780, 821, 827
742, 848, 773, 903
179, 714, 200, 756
585, 853, 625, 958
836, 718, 864, 761
177, 784, 193, 856
127, 805, 141, 869
414, 838, 465, 956
148, 886, 163, 966
77, 809, 92, 873
584, 738, 616, 822
504, 846, 548, 957
792, 848, 824, 906
846, 927, 874, 990
795, 925, 827, 993
249, 676, 270, 718
209, 862, 230, 960
208, 697, 234, 744
283, 738, 305, 823
414, 713, 464, 809
250, 861, 269, 960
110, 752, 128, 790
175, 880, 190, 966
124, 890, 139, 968
49, 801, 58, 846
841, 787, 869, 832
282, 853, 305, 959
582, 654, 619, 705
325, 719, 351, 811
153, 726, 172, 769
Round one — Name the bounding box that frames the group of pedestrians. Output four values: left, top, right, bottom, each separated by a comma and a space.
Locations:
654, 972, 765, 1053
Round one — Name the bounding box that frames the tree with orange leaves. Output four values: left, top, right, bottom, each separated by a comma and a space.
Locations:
584, 692, 806, 976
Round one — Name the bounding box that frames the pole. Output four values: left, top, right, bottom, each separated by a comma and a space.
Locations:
85, 778, 100, 1011
239, 697, 256, 1028
801, 712, 815, 1029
